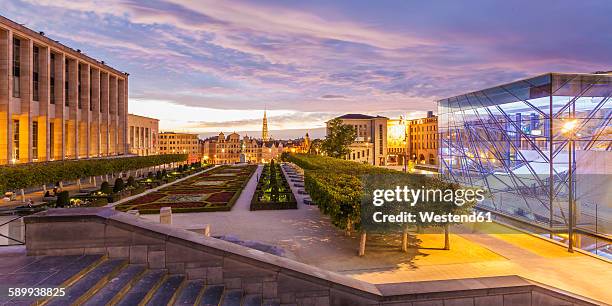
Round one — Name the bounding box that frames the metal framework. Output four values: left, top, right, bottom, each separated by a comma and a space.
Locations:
438, 73, 611, 253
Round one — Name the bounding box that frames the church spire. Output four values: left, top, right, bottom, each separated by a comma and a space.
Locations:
262, 109, 269, 142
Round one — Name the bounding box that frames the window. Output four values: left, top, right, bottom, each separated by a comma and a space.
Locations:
13, 120, 19, 160
32, 121, 38, 159
49, 123, 54, 157
50, 54, 55, 104
65, 59, 69, 106
12, 38, 20, 98
378, 124, 383, 154
33, 46, 39, 101
129, 126, 134, 146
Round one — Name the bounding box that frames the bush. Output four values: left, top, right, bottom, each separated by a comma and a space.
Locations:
0, 154, 187, 192
56, 191, 70, 208
127, 176, 137, 187
288, 153, 473, 231
156, 171, 163, 180
100, 181, 112, 194
113, 178, 125, 193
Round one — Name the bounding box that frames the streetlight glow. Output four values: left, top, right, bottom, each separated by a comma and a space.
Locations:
561, 120, 578, 135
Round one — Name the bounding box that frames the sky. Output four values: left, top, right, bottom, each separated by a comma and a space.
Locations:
2, 0, 611, 139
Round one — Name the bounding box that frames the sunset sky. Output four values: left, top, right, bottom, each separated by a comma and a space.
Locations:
2, 0, 611, 138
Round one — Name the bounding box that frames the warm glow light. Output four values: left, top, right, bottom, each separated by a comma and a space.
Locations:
561, 120, 578, 135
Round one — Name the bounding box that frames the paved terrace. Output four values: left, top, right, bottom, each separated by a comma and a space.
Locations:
139, 164, 612, 303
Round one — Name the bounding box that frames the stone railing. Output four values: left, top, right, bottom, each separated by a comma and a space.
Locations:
24, 208, 602, 306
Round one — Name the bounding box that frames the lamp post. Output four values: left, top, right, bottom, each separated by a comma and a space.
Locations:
561, 119, 577, 253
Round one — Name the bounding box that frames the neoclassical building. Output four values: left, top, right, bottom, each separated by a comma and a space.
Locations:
0, 16, 129, 165
127, 114, 159, 156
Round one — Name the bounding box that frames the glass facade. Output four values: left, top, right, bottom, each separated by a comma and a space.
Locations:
439, 73, 611, 257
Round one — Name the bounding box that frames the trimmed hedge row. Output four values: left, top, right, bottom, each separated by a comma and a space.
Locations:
0, 154, 187, 192
288, 153, 471, 231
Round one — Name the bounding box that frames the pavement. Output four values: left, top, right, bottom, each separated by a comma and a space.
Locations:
135, 163, 612, 304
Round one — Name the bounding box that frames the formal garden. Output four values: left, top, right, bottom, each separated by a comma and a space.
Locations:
250, 160, 297, 210
115, 164, 257, 214
61, 162, 212, 209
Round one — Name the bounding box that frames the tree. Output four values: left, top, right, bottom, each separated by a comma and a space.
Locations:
309, 139, 323, 155
113, 178, 125, 193
321, 118, 356, 158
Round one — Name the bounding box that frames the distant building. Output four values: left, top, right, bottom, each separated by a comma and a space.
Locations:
158, 132, 201, 163
202, 132, 283, 164
127, 114, 159, 156
283, 133, 311, 153
407, 111, 438, 166
0, 16, 129, 165
330, 112, 439, 167
329, 114, 388, 166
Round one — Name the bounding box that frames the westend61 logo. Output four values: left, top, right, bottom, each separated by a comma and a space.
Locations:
361, 174, 492, 230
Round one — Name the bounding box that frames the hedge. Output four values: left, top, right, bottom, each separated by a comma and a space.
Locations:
0, 154, 187, 192
288, 154, 473, 231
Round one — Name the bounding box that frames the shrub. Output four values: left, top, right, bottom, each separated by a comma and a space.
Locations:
100, 181, 112, 194
127, 176, 137, 187
56, 191, 70, 208
0, 154, 187, 192
288, 153, 475, 232
156, 171, 163, 180
113, 178, 125, 193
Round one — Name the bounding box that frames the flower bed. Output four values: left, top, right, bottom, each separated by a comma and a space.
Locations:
116, 164, 257, 214
250, 161, 297, 210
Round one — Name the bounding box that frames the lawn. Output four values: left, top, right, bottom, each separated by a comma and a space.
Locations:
115, 164, 257, 214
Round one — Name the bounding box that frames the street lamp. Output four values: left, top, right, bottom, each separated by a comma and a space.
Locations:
561, 119, 577, 253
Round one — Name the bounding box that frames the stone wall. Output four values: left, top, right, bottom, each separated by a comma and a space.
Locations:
24, 208, 600, 306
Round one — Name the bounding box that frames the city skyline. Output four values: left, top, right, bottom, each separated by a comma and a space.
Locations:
2, 0, 611, 138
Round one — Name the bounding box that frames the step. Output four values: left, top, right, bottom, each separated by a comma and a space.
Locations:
220, 289, 242, 306
39, 255, 106, 287
173, 280, 205, 305
243, 294, 262, 306
46, 259, 127, 306
83, 264, 147, 306
199, 285, 224, 306
263, 301, 280, 306
116, 270, 166, 306
146, 275, 184, 306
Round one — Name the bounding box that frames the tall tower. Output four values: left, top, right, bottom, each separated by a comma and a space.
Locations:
262, 110, 269, 142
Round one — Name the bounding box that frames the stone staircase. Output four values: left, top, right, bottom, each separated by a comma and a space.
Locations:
0, 250, 269, 306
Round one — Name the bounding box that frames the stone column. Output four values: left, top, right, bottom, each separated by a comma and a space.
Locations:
38, 45, 50, 162
0, 29, 12, 165
19, 38, 33, 163
90, 68, 100, 157
67, 57, 78, 159
100, 71, 109, 156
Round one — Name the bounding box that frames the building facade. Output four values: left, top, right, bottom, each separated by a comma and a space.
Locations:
331, 114, 388, 166
158, 132, 201, 163
127, 114, 158, 156
407, 111, 438, 166
0, 16, 129, 165
202, 132, 284, 164
439, 73, 611, 255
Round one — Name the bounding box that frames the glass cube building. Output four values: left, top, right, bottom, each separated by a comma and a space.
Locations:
438, 73, 611, 256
